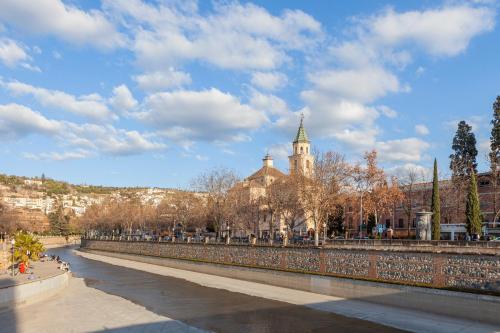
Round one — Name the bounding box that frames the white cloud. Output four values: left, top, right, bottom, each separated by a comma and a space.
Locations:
0, 0, 125, 49
387, 163, 432, 181
251, 72, 288, 91
307, 66, 403, 103
267, 143, 291, 161
416, 66, 425, 76
376, 138, 430, 162
140, 88, 267, 143
333, 127, 379, 149
0, 103, 165, 157
445, 115, 484, 132
415, 124, 430, 136
109, 84, 137, 114
20, 63, 41, 72
133, 68, 192, 92
0, 103, 62, 138
292, 3, 495, 156
105, 1, 322, 71
195, 154, 208, 161
377, 105, 397, 118
479, 139, 491, 158
23, 149, 92, 161
249, 90, 289, 117
52, 51, 62, 59
2, 80, 116, 121
0, 38, 29, 67
364, 5, 495, 57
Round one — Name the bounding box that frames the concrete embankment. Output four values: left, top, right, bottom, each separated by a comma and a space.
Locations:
0, 271, 69, 311
81, 248, 500, 327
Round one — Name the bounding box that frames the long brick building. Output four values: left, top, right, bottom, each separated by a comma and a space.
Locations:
344, 172, 500, 239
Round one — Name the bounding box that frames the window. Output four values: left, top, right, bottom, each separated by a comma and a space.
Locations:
385, 219, 391, 228
444, 217, 449, 224
306, 147, 309, 154
412, 218, 416, 228
348, 217, 353, 229
300, 147, 303, 154
479, 179, 490, 187
398, 218, 404, 228
348, 206, 353, 212
306, 160, 310, 169
294, 160, 298, 170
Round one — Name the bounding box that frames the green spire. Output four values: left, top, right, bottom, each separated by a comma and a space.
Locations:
294, 114, 309, 143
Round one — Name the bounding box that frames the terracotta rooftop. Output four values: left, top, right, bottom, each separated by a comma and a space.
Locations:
246, 166, 286, 181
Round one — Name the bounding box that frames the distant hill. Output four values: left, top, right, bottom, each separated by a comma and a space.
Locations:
0, 173, 180, 196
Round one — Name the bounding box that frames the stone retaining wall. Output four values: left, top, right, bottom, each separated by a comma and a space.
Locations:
81, 239, 500, 293
39, 236, 81, 248
0, 271, 69, 310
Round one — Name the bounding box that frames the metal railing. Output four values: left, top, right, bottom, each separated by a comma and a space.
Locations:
82, 235, 500, 249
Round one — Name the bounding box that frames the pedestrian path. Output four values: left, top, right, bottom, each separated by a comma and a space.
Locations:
0, 276, 207, 333
0, 260, 62, 288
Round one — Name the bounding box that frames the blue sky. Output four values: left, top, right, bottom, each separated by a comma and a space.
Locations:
0, 0, 498, 188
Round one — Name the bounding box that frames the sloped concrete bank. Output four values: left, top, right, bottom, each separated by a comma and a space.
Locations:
81, 248, 500, 327
0, 271, 69, 311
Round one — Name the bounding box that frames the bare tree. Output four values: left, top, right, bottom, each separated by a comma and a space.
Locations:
191, 168, 239, 239
398, 167, 423, 237
299, 151, 350, 246
268, 175, 304, 234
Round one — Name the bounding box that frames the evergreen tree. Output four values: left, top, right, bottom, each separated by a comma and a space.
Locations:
48, 202, 70, 236
490, 96, 500, 166
489, 96, 500, 220
431, 159, 441, 240
328, 205, 345, 236
367, 213, 376, 236
465, 172, 482, 236
449, 121, 478, 177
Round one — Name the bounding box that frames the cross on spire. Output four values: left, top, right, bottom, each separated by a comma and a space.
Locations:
294, 113, 309, 143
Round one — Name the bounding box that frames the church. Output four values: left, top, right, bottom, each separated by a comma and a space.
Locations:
234, 117, 315, 238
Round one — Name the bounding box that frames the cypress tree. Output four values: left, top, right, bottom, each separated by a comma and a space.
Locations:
489, 96, 500, 221
431, 158, 441, 240
490, 96, 500, 166
465, 172, 482, 236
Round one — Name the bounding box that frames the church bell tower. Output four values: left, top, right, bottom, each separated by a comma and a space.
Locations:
289, 115, 314, 176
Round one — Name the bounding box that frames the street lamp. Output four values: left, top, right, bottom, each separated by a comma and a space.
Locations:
323, 222, 327, 244
11, 239, 15, 277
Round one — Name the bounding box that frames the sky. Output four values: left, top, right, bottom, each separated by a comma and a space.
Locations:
0, 0, 499, 188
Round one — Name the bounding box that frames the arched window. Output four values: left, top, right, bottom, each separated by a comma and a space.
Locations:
306, 147, 309, 154
295, 147, 297, 154
300, 147, 303, 154
306, 160, 310, 169
294, 160, 298, 170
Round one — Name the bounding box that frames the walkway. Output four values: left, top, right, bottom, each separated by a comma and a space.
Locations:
0, 260, 62, 288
